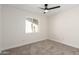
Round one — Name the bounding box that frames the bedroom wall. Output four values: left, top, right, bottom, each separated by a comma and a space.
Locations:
49, 7, 79, 48
3, 4, 79, 50
2, 5, 48, 50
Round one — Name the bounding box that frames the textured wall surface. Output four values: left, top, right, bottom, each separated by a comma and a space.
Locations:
49, 7, 79, 48
2, 5, 48, 50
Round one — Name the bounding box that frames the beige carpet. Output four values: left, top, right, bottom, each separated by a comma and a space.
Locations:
1, 39, 79, 55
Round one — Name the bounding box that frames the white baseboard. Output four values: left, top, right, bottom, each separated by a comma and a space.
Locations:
50, 39, 79, 49
2, 38, 47, 51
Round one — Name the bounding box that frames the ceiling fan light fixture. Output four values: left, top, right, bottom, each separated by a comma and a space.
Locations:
44, 10, 48, 13
40, 4, 60, 14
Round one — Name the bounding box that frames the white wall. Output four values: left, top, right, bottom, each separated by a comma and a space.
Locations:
0, 5, 2, 52
2, 5, 48, 50
49, 7, 79, 48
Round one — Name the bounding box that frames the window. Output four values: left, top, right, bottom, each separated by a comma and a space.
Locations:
25, 18, 39, 33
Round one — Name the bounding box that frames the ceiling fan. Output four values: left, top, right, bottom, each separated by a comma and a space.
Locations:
40, 4, 61, 14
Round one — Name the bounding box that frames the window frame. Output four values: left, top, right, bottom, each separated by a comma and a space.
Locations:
25, 17, 39, 34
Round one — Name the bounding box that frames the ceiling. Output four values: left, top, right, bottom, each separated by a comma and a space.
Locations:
7, 4, 79, 16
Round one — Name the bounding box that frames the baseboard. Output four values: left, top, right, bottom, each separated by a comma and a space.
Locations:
2, 38, 79, 52
50, 39, 79, 49
2, 38, 47, 51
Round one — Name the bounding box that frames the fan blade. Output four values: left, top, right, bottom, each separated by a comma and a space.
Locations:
48, 6, 60, 10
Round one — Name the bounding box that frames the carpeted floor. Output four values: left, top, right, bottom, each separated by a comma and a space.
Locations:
1, 39, 79, 55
